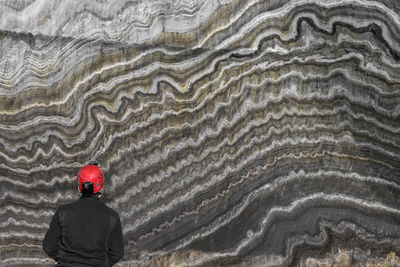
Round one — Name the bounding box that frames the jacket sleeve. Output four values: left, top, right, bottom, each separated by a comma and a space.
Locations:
43, 209, 61, 260
107, 214, 124, 266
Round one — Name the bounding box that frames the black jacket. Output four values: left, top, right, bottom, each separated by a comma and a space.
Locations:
43, 196, 124, 266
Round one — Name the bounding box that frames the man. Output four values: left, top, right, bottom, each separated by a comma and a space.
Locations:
43, 162, 124, 266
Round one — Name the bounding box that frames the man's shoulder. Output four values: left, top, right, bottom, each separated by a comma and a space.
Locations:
103, 203, 121, 218
55, 198, 120, 218
55, 199, 80, 212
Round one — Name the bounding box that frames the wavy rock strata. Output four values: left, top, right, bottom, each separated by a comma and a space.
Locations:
0, 0, 399, 266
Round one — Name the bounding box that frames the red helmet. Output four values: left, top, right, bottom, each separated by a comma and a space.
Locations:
77, 164, 105, 193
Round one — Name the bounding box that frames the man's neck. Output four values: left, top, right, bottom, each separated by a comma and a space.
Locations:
80, 194, 101, 199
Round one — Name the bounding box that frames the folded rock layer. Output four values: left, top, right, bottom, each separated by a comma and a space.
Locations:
0, 0, 399, 266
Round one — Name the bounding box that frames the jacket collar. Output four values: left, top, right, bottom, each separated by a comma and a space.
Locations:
79, 195, 101, 200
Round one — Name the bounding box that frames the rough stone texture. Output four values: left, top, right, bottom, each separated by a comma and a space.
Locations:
0, 0, 399, 266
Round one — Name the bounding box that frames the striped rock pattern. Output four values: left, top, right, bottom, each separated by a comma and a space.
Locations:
0, 0, 399, 266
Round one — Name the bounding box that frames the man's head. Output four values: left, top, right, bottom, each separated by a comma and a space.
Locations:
77, 162, 105, 194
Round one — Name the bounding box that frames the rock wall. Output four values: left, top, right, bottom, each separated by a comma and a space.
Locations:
0, 0, 399, 266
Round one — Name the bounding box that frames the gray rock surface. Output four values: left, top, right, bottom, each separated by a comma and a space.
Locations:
0, 0, 399, 266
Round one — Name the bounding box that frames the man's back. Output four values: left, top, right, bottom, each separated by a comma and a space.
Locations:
43, 196, 124, 267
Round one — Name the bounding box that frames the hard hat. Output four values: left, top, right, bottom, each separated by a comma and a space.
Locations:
77, 163, 105, 193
